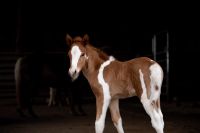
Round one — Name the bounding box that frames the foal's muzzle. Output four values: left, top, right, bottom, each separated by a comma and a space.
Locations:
68, 68, 79, 81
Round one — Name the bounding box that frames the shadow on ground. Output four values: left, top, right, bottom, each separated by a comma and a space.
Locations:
0, 99, 200, 133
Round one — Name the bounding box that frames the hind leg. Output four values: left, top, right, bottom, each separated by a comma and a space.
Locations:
157, 98, 164, 126
16, 85, 28, 117
16, 97, 37, 118
141, 98, 164, 133
67, 88, 80, 116
48, 87, 56, 106
28, 106, 38, 118
16, 107, 27, 117
26, 95, 38, 118
16, 93, 26, 117
109, 99, 124, 133
75, 91, 86, 116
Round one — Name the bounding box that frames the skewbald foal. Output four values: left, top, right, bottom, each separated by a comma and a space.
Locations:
66, 34, 164, 133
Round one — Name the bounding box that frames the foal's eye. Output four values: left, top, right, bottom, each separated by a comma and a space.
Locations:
81, 53, 85, 57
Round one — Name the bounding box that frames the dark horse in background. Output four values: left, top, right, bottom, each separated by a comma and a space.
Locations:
14, 52, 87, 117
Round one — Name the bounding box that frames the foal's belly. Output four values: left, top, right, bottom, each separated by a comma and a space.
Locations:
110, 86, 137, 99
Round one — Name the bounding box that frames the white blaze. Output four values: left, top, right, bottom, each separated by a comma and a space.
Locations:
69, 45, 82, 74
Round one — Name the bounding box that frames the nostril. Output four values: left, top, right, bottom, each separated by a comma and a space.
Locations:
68, 68, 77, 77
74, 70, 77, 74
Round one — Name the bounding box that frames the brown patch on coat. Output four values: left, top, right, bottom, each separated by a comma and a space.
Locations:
151, 99, 161, 113
103, 57, 155, 99
156, 98, 160, 109
151, 100, 159, 112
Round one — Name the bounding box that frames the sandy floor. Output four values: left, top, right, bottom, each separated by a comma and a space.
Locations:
0, 100, 200, 133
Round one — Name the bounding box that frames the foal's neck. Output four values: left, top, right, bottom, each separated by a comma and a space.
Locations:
82, 45, 109, 79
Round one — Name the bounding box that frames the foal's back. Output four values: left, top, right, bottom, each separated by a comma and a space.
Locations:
103, 57, 163, 99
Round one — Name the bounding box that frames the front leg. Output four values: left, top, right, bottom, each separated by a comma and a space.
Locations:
95, 94, 110, 133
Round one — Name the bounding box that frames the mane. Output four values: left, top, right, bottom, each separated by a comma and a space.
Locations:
86, 44, 109, 61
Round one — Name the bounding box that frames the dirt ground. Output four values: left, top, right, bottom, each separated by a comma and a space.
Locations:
0, 99, 200, 133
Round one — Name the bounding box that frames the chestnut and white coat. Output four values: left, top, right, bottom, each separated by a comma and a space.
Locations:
66, 34, 164, 133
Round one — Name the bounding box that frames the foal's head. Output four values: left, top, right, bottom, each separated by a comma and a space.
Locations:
66, 34, 89, 80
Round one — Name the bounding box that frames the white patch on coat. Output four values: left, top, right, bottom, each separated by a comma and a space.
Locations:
95, 56, 115, 133
139, 63, 163, 103
69, 45, 82, 75
149, 63, 163, 101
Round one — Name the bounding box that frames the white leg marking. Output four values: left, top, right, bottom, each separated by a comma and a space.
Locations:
95, 56, 115, 133
109, 99, 124, 133
139, 69, 164, 133
48, 87, 56, 106
114, 118, 124, 133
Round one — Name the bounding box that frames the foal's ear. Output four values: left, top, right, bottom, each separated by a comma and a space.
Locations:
83, 34, 89, 45
66, 34, 72, 47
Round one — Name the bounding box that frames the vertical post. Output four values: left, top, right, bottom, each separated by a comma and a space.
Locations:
152, 35, 157, 61
166, 31, 169, 101
16, 0, 22, 54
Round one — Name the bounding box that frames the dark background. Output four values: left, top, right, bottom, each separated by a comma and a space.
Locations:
0, 1, 200, 102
